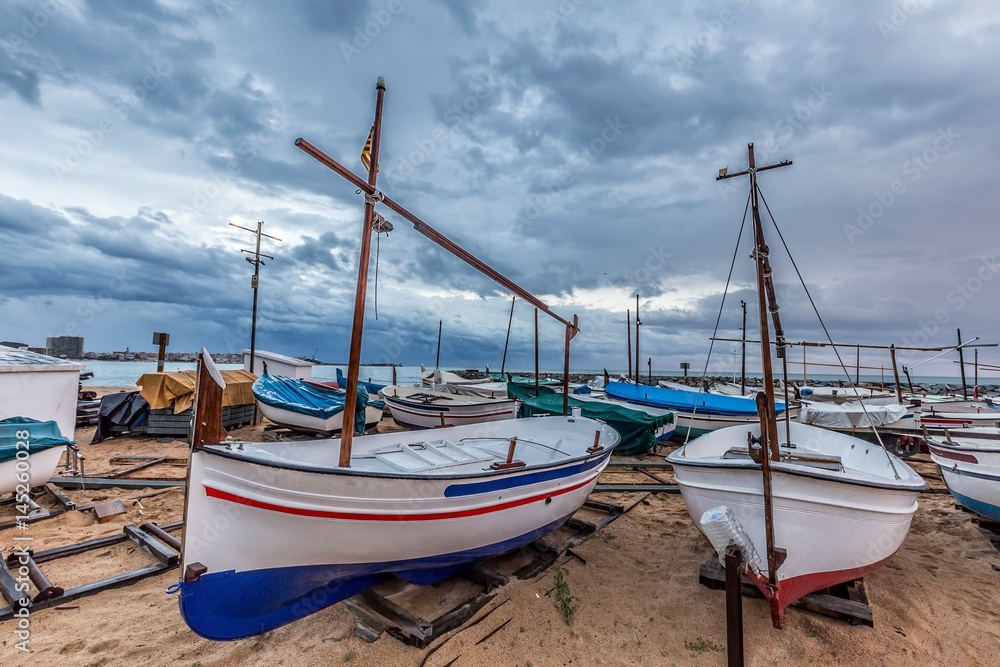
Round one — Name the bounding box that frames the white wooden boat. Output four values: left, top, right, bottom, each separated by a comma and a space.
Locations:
926, 428, 1000, 521
380, 385, 518, 429
176, 80, 601, 642
668, 144, 928, 628
176, 379, 619, 639
917, 401, 1000, 430
0, 417, 73, 494
798, 399, 913, 431
256, 400, 384, 434
668, 422, 926, 621
420, 365, 491, 387
430, 375, 510, 400
253, 371, 384, 434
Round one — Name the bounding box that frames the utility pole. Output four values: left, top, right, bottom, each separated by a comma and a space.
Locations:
230, 221, 281, 376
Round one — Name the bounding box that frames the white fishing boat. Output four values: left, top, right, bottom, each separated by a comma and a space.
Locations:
917, 401, 1000, 430
667, 144, 928, 628
177, 77, 599, 641
668, 421, 926, 621
429, 369, 510, 399
420, 365, 491, 387
176, 353, 619, 640
0, 417, 73, 494
798, 398, 913, 431
380, 385, 518, 428
256, 398, 384, 434
926, 427, 1000, 521
253, 370, 383, 434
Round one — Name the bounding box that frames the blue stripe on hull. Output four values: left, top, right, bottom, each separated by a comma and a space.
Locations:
444, 456, 605, 497
948, 488, 1000, 523
177, 513, 575, 640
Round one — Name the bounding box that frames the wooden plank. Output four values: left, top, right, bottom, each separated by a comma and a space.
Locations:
698, 558, 873, 626
93, 499, 126, 523
354, 590, 432, 644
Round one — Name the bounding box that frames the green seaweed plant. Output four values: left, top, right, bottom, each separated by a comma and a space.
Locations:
552, 568, 579, 625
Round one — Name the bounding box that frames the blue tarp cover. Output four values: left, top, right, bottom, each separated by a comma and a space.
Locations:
253, 372, 375, 433
0, 417, 72, 465
604, 382, 786, 416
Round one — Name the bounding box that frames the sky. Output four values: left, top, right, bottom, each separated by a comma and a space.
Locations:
0, 0, 998, 379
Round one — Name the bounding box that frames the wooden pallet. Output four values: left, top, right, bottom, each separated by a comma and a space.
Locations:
343, 495, 647, 647
699, 556, 873, 626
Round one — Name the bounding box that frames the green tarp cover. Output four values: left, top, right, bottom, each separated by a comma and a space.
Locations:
517, 392, 674, 456
506, 381, 558, 402
489, 373, 562, 386
0, 417, 73, 465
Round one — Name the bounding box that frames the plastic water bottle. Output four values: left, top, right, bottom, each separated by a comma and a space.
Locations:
699, 505, 762, 574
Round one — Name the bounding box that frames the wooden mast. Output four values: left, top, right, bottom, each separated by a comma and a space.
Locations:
718, 143, 792, 626
338, 77, 386, 468
717, 144, 792, 459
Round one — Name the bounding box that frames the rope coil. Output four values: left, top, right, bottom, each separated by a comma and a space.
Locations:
372, 213, 393, 234
364, 189, 385, 207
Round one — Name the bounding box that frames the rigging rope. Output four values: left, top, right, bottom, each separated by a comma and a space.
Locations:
684, 189, 753, 446
757, 188, 902, 479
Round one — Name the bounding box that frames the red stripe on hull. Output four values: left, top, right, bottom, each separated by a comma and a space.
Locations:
204, 473, 598, 522
927, 443, 979, 464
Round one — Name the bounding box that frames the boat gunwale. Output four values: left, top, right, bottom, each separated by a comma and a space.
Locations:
194, 440, 617, 482
926, 436, 1000, 455
666, 451, 930, 493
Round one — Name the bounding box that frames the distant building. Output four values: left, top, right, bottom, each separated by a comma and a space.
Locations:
46, 336, 84, 359
27, 347, 48, 355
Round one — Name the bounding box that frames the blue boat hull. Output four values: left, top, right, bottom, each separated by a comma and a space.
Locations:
177, 513, 573, 640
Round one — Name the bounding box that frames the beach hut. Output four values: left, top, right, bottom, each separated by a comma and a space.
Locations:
0, 344, 82, 439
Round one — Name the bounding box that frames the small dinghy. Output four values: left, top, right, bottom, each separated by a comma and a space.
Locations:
926, 428, 1000, 521
379, 385, 518, 429
1, 417, 73, 494
252, 370, 383, 434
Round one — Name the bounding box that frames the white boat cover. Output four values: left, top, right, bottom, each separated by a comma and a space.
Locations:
799, 401, 908, 428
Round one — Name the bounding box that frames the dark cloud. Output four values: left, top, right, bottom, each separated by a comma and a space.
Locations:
0, 0, 997, 374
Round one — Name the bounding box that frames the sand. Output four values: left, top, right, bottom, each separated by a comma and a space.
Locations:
3, 388, 1000, 666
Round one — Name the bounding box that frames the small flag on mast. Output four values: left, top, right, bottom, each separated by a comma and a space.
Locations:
718, 166, 728, 178
361, 125, 378, 173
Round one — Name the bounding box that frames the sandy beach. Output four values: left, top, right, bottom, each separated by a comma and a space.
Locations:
3, 387, 1000, 666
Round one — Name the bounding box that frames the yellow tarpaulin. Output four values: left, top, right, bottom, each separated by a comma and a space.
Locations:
136, 370, 257, 414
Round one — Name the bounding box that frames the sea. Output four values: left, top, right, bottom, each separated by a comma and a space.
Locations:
78, 360, 972, 389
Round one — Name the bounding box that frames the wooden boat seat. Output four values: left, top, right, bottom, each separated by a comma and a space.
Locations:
361, 439, 496, 473
722, 447, 844, 472
407, 393, 454, 404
